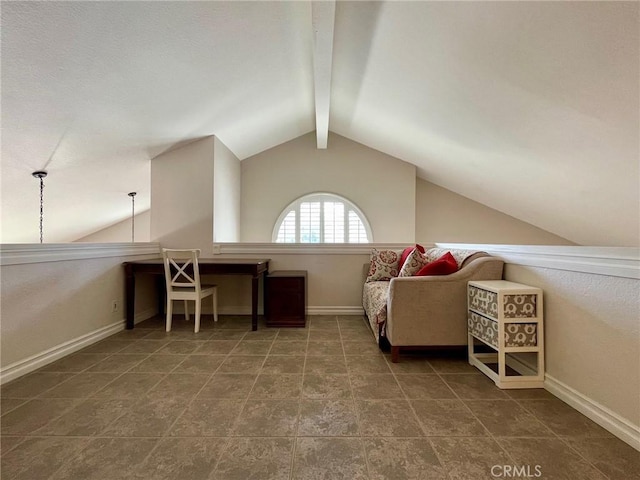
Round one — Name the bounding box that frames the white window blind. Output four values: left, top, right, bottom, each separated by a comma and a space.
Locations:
323, 201, 344, 243
348, 210, 368, 243
273, 193, 371, 243
300, 201, 321, 243
276, 210, 296, 243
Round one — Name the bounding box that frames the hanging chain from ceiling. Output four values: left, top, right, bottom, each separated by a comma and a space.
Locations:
32, 171, 47, 243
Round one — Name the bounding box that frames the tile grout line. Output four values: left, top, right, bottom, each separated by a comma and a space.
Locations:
207, 325, 271, 479
28, 348, 158, 441
101, 325, 230, 476
288, 317, 311, 480
385, 355, 454, 480
2, 335, 160, 412
23, 337, 166, 480
432, 363, 529, 472
553, 435, 614, 480
514, 397, 615, 479
436, 364, 610, 478
339, 315, 375, 480
128, 319, 247, 478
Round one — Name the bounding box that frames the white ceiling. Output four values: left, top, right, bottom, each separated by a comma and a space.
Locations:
2, 1, 638, 245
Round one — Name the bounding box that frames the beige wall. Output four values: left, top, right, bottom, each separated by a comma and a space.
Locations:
1, 253, 158, 369
416, 179, 575, 245
240, 133, 573, 245
151, 137, 215, 253
504, 264, 640, 427
75, 210, 151, 243
198, 252, 372, 314
240, 132, 417, 242
213, 137, 241, 242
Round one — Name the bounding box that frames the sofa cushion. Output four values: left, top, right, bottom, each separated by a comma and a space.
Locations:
416, 252, 459, 276
399, 244, 425, 269
366, 249, 401, 282
398, 247, 430, 277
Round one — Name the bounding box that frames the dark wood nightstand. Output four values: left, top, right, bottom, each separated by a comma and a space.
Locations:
265, 270, 307, 327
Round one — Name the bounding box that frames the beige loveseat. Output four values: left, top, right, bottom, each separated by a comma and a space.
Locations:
362, 248, 504, 362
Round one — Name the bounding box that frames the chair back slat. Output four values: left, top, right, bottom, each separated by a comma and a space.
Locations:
162, 249, 202, 292
169, 258, 196, 286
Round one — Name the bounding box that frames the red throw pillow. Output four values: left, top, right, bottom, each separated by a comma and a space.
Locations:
416, 252, 458, 276
399, 244, 425, 269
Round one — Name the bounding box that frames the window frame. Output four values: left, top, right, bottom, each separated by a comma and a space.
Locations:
272, 192, 373, 243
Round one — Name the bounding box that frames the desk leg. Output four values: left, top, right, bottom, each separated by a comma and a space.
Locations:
251, 274, 259, 331
156, 276, 166, 316
125, 264, 135, 330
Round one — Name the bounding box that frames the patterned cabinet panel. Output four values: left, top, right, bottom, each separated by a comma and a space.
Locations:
468, 311, 498, 347
468, 286, 498, 318
467, 312, 538, 348
469, 286, 538, 320
503, 294, 538, 318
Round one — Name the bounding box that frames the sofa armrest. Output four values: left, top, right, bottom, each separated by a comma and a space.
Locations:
385, 257, 504, 346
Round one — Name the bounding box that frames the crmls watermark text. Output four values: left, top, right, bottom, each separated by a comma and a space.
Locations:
491, 465, 543, 478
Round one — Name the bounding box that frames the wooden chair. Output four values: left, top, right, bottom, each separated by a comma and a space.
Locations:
162, 248, 218, 333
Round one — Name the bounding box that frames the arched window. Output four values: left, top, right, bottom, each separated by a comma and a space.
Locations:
273, 193, 372, 243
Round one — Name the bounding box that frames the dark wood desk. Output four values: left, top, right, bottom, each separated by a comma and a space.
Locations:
123, 258, 270, 331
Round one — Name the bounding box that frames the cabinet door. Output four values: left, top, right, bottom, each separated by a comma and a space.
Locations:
267, 277, 305, 324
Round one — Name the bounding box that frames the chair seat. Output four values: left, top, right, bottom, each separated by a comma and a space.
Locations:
169, 285, 217, 300
170, 285, 217, 292
200, 285, 216, 296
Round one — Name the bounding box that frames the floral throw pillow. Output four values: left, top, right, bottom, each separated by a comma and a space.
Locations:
398, 247, 430, 277
366, 249, 401, 282
399, 244, 425, 269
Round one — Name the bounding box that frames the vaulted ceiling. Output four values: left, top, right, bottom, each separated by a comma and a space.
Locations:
2, 1, 638, 245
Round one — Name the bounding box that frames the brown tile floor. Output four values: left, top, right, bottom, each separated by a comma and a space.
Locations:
1, 315, 637, 480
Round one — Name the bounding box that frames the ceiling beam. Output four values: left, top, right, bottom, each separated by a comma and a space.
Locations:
312, 1, 336, 149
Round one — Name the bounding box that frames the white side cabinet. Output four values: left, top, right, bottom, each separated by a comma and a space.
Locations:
467, 280, 544, 389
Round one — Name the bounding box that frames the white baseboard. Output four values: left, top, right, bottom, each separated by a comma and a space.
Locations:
0, 321, 124, 385
507, 354, 639, 451
544, 374, 640, 451
307, 306, 364, 315
206, 306, 364, 316
1, 307, 158, 385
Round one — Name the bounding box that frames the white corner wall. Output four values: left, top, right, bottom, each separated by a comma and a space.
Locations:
240, 132, 416, 242
505, 264, 639, 426
75, 210, 151, 243
213, 137, 241, 242
416, 179, 575, 245
151, 137, 215, 253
